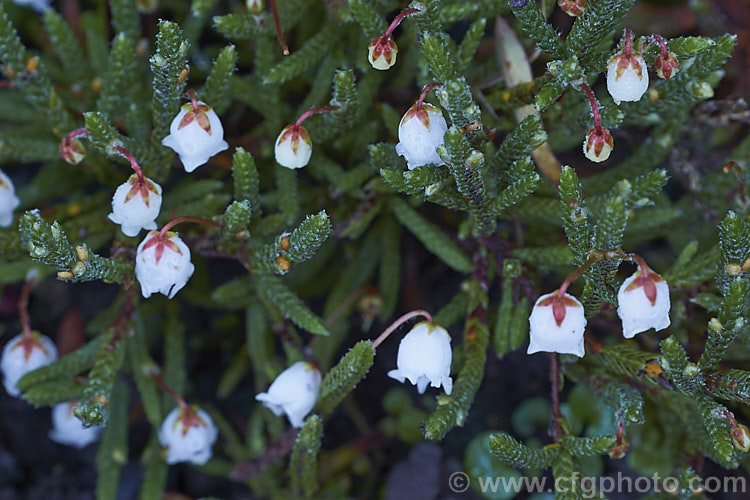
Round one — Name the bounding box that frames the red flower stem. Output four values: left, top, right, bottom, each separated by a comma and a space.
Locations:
269, 0, 289, 56
64, 128, 89, 141
150, 371, 191, 414
720, 409, 738, 427
652, 33, 669, 60
159, 216, 221, 239
578, 82, 603, 134
383, 7, 421, 39
624, 27, 633, 58
615, 418, 625, 444
295, 105, 340, 127
557, 254, 598, 298
371, 309, 432, 350
18, 276, 35, 340
112, 145, 145, 185
416, 83, 442, 110
548, 353, 562, 441
187, 89, 200, 113
625, 253, 651, 276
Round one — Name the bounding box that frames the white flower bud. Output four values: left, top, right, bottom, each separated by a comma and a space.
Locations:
107, 174, 162, 237
12, 0, 51, 12
256, 361, 321, 428
607, 52, 649, 104
0, 170, 20, 228
528, 292, 586, 357
162, 101, 229, 173
368, 37, 398, 70
135, 231, 195, 299
49, 401, 102, 449
246, 0, 264, 14
583, 127, 614, 163
617, 269, 670, 338
158, 406, 218, 465
387, 321, 453, 395
274, 124, 313, 169
1, 332, 58, 397
395, 104, 448, 170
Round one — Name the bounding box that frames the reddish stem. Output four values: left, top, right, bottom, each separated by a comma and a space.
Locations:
578, 82, 603, 134
371, 309, 432, 350
652, 33, 669, 60
64, 128, 89, 142
159, 216, 221, 239
295, 105, 340, 127
624, 27, 633, 57
150, 371, 191, 414
625, 253, 651, 277
549, 353, 562, 441
187, 89, 200, 113
113, 145, 145, 184
269, 0, 289, 56
416, 83, 442, 110
720, 409, 738, 427
18, 276, 35, 340
383, 7, 421, 39
615, 418, 625, 445
557, 254, 598, 298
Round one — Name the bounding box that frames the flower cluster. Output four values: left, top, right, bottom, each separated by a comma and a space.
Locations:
527, 255, 671, 358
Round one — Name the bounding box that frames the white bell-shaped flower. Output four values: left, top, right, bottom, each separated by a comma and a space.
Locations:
528, 291, 586, 357
49, 401, 102, 449
255, 361, 321, 428
395, 103, 448, 170
583, 127, 614, 163
1, 332, 57, 397
274, 124, 313, 169
107, 174, 162, 237
158, 406, 218, 465
13, 0, 51, 12
606, 52, 649, 104
135, 231, 195, 299
162, 101, 229, 173
0, 170, 20, 228
617, 269, 671, 338
368, 37, 398, 70
387, 321, 453, 395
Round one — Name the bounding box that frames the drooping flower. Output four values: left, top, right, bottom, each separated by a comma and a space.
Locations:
368, 36, 398, 70
583, 127, 614, 163
108, 174, 163, 237
395, 103, 448, 170
1, 332, 58, 397
387, 321, 453, 395
246, 0, 264, 14
606, 29, 649, 104
135, 231, 195, 299
158, 406, 218, 465
256, 361, 321, 428
558, 0, 586, 17
0, 170, 20, 228
617, 268, 670, 338
274, 124, 313, 169
49, 401, 102, 449
528, 291, 586, 357
60, 137, 86, 165
654, 51, 679, 80
162, 100, 229, 173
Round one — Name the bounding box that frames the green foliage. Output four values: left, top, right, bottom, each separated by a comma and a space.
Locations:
317, 341, 375, 414
489, 433, 559, 469
289, 414, 322, 498
96, 380, 130, 500
255, 273, 329, 335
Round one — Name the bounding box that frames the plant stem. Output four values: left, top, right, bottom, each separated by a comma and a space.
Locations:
269, 0, 289, 55
18, 276, 35, 340
113, 145, 145, 184
549, 352, 562, 441
652, 33, 669, 60
295, 105, 340, 127
578, 82, 603, 134
624, 27, 633, 57
371, 309, 432, 349
416, 82, 442, 109
150, 370, 191, 414
557, 254, 599, 298
159, 216, 221, 238
382, 7, 421, 39
187, 88, 200, 112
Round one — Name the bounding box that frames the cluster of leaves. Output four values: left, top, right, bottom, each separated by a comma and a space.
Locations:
0, 0, 748, 498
